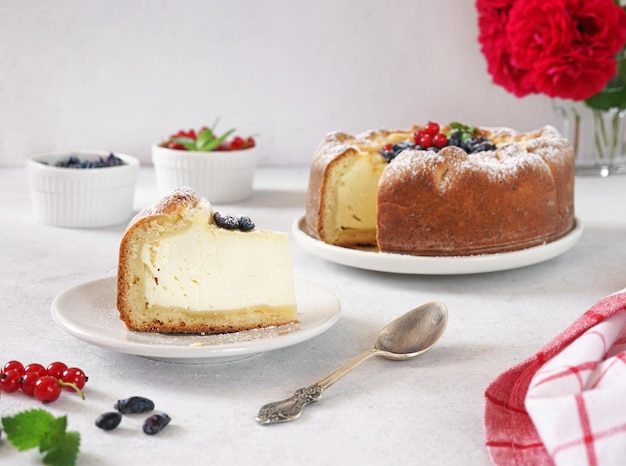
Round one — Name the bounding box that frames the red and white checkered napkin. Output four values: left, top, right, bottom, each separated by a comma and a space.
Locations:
484, 288, 626, 466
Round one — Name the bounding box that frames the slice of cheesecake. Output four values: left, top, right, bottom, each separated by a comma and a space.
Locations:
116, 187, 297, 334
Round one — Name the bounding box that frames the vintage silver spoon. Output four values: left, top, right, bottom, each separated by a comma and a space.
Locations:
256, 301, 448, 425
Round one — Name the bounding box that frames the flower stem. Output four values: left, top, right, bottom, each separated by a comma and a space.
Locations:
594, 111, 606, 159
572, 107, 580, 158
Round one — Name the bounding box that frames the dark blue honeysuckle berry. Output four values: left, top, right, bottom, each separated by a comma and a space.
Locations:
114, 396, 155, 414
473, 141, 497, 152
448, 131, 463, 147
460, 137, 478, 152
393, 141, 414, 152
238, 216, 255, 231
381, 149, 396, 162
214, 212, 256, 231
53, 152, 124, 168
143, 413, 171, 435
214, 212, 241, 230
95, 412, 122, 430
380, 139, 418, 162
105, 153, 125, 166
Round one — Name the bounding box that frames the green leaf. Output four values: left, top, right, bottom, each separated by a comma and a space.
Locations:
1, 409, 55, 451
447, 122, 475, 132
616, 54, 626, 82
586, 43, 626, 111
42, 431, 80, 466
194, 128, 215, 149
448, 121, 466, 130
1, 410, 80, 466
198, 128, 235, 151
585, 86, 626, 111
171, 136, 196, 150
444, 121, 477, 139
39, 415, 67, 453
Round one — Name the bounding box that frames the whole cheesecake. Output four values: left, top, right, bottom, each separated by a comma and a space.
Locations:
117, 187, 297, 333
305, 123, 575, 256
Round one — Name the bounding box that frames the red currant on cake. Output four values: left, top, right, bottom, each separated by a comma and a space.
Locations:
423, 121, 440, 135
433, 133, 448, 147
413, 131, 424, 146
419, 133, 434, 148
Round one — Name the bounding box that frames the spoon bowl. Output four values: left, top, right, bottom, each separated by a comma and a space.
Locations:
375, 301, 448, 359
256, 301, 449, 424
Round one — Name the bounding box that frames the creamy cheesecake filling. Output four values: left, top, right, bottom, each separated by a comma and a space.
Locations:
335, 154, 382, 231
139, 218, 296, 312
325, 150, 385, 246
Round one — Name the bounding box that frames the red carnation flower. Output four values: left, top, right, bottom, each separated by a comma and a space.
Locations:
476, 0, 626, 101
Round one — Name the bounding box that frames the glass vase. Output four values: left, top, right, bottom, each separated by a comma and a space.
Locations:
553, 99, 626, 176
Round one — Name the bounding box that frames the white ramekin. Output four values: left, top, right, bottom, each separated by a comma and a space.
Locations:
27, 151, 140, 228
151, 144, 257, 203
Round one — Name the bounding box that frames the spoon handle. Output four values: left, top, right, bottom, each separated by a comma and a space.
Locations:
256, 349, 377, 425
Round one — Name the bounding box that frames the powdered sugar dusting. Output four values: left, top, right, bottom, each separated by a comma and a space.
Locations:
313, 125, 571, 171
313, 128, 414, 166
312, 131, 357, 165
125, 322, 301, 346
466, 144, 541, 181
124, 187, 214, 231
379, 125, 572, 190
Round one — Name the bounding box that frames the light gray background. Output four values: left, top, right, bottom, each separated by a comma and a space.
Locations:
0, 0, 554, 167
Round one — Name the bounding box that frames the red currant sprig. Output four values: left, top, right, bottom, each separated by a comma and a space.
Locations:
0, 360, 87, 403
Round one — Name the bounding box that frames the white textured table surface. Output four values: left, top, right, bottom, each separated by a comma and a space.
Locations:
1, 166, 625, 465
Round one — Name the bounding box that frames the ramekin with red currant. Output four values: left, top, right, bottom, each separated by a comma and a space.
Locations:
160, 124, 256, 152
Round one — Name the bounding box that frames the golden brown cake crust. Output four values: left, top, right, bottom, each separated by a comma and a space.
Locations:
116, 187, 208, 332
305, 127, 417, 247
305, 124, 575, 256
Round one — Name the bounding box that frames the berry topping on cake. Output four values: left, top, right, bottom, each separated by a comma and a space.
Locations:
380, 121, 497, 162
213, 212, 256, 231
237, 215, 255, 231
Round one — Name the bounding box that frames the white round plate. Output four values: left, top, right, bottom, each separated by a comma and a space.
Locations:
51, 277, 340, 364
293, 216, 583, 275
